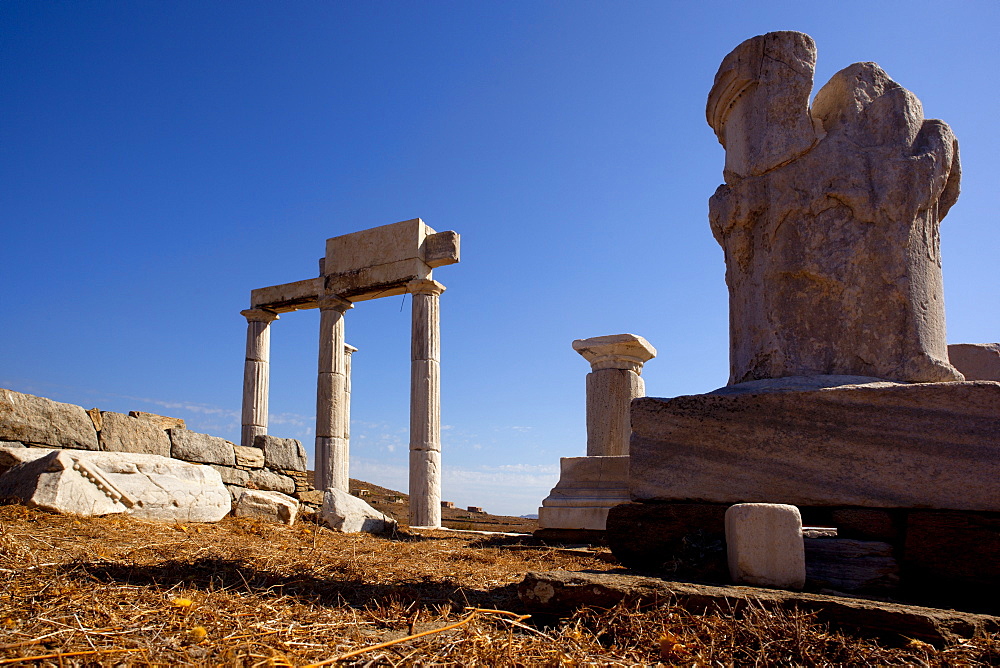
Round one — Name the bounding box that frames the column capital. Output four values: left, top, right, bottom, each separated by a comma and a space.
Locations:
318, 293, 354, 312
407, 278, 446, 296
573, 334, 657, 374
241, 308, 279, 324
344, 343, 358, 355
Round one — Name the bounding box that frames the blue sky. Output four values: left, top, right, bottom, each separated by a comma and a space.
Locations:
3, 2, 998, 516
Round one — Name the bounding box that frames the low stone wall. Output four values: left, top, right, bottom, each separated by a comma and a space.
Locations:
0, 387, 314, 506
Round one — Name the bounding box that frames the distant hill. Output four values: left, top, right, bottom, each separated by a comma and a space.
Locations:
346, 478, 537, 533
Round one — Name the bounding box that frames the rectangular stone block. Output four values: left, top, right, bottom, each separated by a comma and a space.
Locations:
209, 464, 249, 487
726, 503, 805, 590
169, 429, 236, 466
250, 277, 323, 313
325, 218, 431, 275
0, 388, 99, 450
129, 411, 186, 431
99, 412, 171, 457
255, 435, 307, 471
630, 380, 1000, 511
233, 445, 265, 468
606, 502, 728, 580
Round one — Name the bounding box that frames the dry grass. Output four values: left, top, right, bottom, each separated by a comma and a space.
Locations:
1, 505, 998, 666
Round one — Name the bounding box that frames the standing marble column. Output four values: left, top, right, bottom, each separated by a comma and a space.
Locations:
240, 308, 279, 448
315, 294, 353, 491
572, 334, 657, 456
407, 278, 445, 528
339, 343, 358, 493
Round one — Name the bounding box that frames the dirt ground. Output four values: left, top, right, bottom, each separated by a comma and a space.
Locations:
1, 505, 998, 666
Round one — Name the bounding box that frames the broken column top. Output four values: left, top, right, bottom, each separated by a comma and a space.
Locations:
707, 31, 962, 384
573, 334, 657, 373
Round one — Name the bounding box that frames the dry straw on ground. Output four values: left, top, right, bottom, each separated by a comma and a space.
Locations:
1, 505, 997, 666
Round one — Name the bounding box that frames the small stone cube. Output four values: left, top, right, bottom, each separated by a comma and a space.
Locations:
725, 503, 805, 590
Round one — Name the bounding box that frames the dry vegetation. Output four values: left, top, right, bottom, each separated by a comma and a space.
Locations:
1, 505, 998, 666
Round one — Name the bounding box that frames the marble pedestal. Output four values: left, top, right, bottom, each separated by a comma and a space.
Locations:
538, 456, 630, 531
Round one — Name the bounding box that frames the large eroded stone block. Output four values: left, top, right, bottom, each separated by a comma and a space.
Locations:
321, 488, 397, 534
169, 429, 236, 466
0, 449, 231, 522
255, 435, 307, 471
630, 377, 1000, 511
0, 388, 98, 450
708, 32, 962, 384
99, 411, 171, 457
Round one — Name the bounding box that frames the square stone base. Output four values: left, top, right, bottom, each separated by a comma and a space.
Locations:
537, 456, 629, 531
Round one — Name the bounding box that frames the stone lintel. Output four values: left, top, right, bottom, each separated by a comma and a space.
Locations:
573, 334, 657, 373
250, 277, 323, 313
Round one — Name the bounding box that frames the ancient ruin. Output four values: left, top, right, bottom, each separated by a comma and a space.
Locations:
608, 31, 1000, 607
241, 218, 460, 528
537, 334, 655, 536
707, 31, 962, 385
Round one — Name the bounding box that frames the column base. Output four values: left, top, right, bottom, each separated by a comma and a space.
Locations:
537, 456, 630, 531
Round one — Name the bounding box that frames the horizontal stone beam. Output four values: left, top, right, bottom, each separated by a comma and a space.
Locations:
250, 277, 323, 313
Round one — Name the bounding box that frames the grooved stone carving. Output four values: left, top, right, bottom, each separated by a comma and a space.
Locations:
708, 31, 962, 385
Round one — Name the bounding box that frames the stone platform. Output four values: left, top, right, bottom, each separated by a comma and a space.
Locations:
630, 377, 1000, 511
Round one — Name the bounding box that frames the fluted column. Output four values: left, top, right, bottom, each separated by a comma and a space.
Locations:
240, 308, 279, 448
340, 343, 357, 492
315, 294, 353, 491
572, 334, 657, 456
408, 278, 445, 528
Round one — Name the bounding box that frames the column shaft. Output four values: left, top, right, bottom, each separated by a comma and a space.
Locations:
315, 296, 352, 491
585, 369, 644, 456
240, 309, 277, 448
408, 280, 444, 527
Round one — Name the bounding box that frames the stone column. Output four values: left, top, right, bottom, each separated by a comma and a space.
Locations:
408, 278, 445, 528
340, 343, 357, 492
315, 294, 353, 491
572, 334, 657, 456
240, 308, 279, 448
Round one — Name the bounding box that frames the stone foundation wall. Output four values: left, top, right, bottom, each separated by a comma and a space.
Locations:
0, 388, 314, 506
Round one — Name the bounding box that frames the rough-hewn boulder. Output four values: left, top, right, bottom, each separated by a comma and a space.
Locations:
0, 388, 99, 450
255, 435, 307, 471
235, 489, 298, 525
169, 429, 236, 466
320, 488, 396, 534
98, 411, 171, 457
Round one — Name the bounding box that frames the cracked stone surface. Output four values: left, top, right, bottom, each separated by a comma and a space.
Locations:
0, 449, 231, 522
707, 31, 962, 384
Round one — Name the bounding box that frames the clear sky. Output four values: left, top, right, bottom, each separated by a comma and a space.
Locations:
3, 1, 998, 516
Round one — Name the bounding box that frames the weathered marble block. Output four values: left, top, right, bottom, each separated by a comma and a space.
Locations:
949, 343, 1000, 381
629, 377, 1000, 511
0, 388, 98, 450
0, 449, 230, 522
255, 435, 307, 472
170, 429, 236, 466
235, 489, 298, 525
726, 503, 806, 590
98, 411, 171, 457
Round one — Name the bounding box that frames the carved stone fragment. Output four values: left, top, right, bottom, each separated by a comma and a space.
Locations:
707, 31, 962, 384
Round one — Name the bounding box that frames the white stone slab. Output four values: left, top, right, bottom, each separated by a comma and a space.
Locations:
538, 456, 630, 531
0, 449, 231, 522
